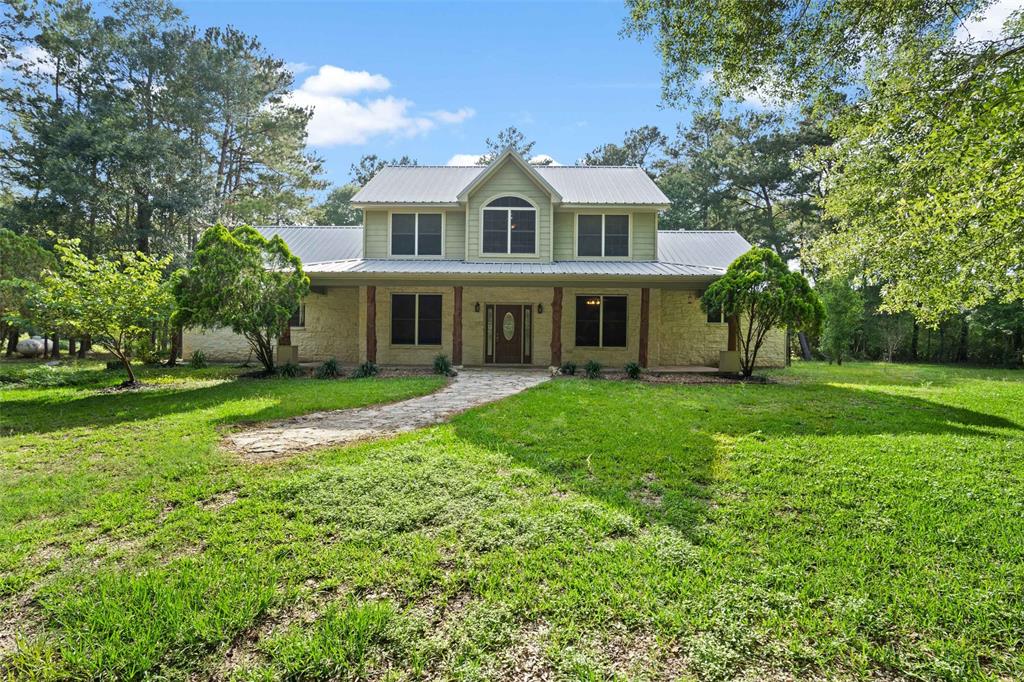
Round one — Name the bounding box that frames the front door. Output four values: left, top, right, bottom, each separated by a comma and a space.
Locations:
487, 304, 532, 364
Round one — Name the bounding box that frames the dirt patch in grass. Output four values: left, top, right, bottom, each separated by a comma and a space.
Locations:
494, 621, 555, 681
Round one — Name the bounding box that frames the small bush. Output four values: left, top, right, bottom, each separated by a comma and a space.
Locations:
433, 354, 452, 376
559, 361, 577, 376
316, 357, 340, 379
190, 350, 207, 369
351, 361, 379, 379
584, 360, 602, 379
624, 361, 642, 379
277, 362, 301, 378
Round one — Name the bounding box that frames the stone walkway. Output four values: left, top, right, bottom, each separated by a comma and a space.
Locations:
227, 369, 550, 461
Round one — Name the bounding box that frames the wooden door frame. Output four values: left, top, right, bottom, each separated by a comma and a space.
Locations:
484, 303, 533, 365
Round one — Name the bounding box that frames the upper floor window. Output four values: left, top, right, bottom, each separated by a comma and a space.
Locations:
577, 214, 629, 257
482, 196, 536, 255
391, 213, 442, 256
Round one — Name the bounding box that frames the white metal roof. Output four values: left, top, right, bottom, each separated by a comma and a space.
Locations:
657, 230, 751, 270
256, 226, 363, 263
351, 163, 669, 206
303, 258, 723, 278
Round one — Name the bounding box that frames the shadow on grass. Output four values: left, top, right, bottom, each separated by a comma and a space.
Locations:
451, 379, 1021, 539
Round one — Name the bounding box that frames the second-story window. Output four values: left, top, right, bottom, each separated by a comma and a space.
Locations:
577, 214, 629, 257
482, 196, 536, 255
391, 213, 442, 256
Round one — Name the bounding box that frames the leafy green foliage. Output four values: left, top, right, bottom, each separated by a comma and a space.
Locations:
277, 362, 301, 378
189, 350, 207, 369
29, 240, 173, 384
624, 361, 642, 379
432, 354, 452, 376
818, 278, 864, 365
584, 360, 602, 379
349, 155, 417, 187
481, 126, 537, 164
317, 184, 363, 225
559, 361, 577, 376
582, 125, 666, 174
351, 361, 379, 379
315, 357, 340, 379
703, 248, 823, 376
172, 225, 309, 373
0, 229, 54, 337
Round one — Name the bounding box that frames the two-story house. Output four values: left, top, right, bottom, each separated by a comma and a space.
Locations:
183, 149, 786, 369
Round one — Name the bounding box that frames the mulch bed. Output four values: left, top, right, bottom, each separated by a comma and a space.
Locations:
560, 372, 772, 385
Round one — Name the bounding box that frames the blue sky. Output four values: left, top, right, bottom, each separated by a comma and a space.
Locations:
178, 0, 695, 186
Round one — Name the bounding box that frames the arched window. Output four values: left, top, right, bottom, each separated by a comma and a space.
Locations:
482, 196, 536, 254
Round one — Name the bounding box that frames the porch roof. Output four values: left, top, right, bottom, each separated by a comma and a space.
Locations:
301, 258, 724, 277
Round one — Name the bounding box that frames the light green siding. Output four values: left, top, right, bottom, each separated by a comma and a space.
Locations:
553, 211, 574, 260
364, 210, 388, 258
364, 208, 465, 259
632, 211, 657, 260
465, 160, 552, 262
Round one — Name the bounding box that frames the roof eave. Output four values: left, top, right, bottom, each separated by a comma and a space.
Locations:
455, 149, 563, 203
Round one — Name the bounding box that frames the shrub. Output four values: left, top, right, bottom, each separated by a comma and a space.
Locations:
433, 354, 453, 376
277, 362, 301, 378
104, 360, 122, 372
559, 361, 577, 376
624, 361, 642, 379
316, 357, 340, 379
351, 361, 379, 379
190, 350, 207, 369
584, 360, 602, 379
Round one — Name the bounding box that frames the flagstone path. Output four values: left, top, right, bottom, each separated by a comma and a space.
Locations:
227, 369, 549, 461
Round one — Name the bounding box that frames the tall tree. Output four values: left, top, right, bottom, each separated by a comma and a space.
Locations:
349, 155, 417, 187
583, 125, 666, 174
480, 126, 535, 163
0, 229, 55, 352
818, 277, 864, 365
318, 184, 363, 226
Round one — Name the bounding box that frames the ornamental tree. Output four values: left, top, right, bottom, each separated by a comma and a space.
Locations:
818, 277, 864, 365
702, 247, 823, 376
31, 240, 174, 385
172, 225, 308, 373
0, 229, 56, 345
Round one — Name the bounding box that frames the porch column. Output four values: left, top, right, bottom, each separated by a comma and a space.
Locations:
366, 286, 377, 363
453, 286, 463, 365
639, 287, 650, 367
727, 314, 739, 351
550, 286, 563, 367
279, 323, 291, 346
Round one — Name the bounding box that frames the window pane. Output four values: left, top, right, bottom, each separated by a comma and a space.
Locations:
417, 214, 443, 256
707, 306, 723, 324
483, 209, 508, 253
575, 296, 601, 347
578, 215, 603, 257
289, 304, 304, 328
417, 294, 442, 345
487, 196, 532, 207
510, 210, 536, 253
602, 296, 628, 347
391, 294, 416, 344
391, 214, 415, 255
604, 215, 629, 257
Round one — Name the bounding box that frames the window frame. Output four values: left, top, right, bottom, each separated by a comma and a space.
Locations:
706, 304, 726, 324
574, 213, 631, 259
390, 293, 443, 347
574, 294, 628, 348
388, 211, 445, 258
288, 303, 305, 329
479, 194, 539, 257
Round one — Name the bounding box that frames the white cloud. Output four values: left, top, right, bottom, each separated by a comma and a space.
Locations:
3, 44, 56, 77
446, 153, 485, 165
430, 107, 475, 124
285, 62, 314, 76
290, 65, 473, 147
301, 65, 391, 96
529, 154, 561, 166
956, 0, 1019, 42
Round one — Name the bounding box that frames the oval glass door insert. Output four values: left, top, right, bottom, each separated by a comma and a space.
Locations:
502, 312, 515, 341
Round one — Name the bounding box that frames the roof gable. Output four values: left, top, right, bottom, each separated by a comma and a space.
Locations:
456, 149, 562, 203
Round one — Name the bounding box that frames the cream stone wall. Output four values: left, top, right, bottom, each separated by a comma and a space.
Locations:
657, 289, 786, 368
182, 287, 359, 364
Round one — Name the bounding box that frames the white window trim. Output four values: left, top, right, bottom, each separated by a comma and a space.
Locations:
390, 293, 443, 347
388, 211, 446, 258
573, 213, 632, 260
575, 294, 628, 348
478, 193, 539, 257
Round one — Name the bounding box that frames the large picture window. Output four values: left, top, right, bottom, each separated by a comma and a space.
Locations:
482, 196, 536, 254
575, 295, 627, 347
391, 213, 443, 256
577, 214, 629, 257
391, 294, 442, 345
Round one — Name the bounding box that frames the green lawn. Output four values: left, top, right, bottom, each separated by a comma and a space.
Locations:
1, 362, 1021, 680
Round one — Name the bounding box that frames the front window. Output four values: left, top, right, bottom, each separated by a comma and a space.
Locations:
707, 305, 724, 324
391, 213, 443, 256
288, 304, 305, 328
482, 196, 536, 255
391, 294, 442, 345
577, 214, 629, 257
575, 295, 627, 347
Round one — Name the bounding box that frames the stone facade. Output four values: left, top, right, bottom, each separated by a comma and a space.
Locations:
185, 282, 786, 369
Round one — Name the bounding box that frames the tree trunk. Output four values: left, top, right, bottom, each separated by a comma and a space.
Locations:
5, 329, 17, 356
68, 338, 76, 356
52, 333, 60, 358
135, 193, 153, 254
956, 317, 969, 363
78, 335, 90, 358
798, 332, 812, 360
910, 322, 919, 362
165, 325, 182, 366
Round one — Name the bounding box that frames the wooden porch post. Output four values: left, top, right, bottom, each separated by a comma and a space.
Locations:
279, 323, 291, 346
366, 286, 377, 363
453, 286, 463, 365
639, 287, 650, 367
727, 314, 739, 351
550, 286, 563, 367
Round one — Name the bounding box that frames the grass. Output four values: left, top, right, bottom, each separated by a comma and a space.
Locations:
0, 361, 1022, 680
